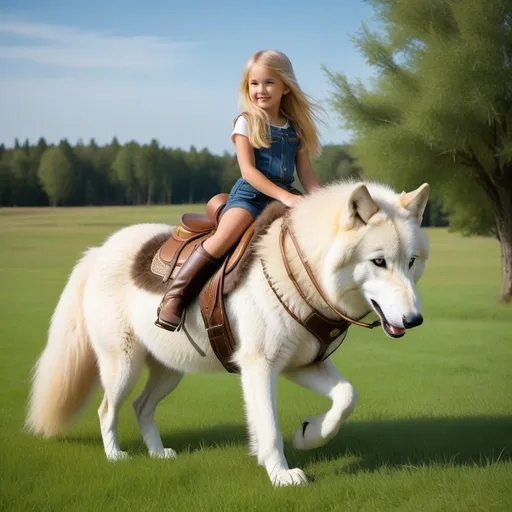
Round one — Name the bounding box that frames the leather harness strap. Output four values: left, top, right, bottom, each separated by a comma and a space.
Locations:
261, 260, 348, 363
198, 257, 239, 373
153, 197, 380, 373
260, 217, 380, 363
282, 219, 380, 329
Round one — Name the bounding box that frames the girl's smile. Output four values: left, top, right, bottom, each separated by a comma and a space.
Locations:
248, 64, 289, 118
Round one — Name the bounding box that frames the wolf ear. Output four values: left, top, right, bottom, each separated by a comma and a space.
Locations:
400, 183, 430, 224
339, 184, 379, 231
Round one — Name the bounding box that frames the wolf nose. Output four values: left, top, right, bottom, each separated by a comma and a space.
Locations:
403, 314, 423, 328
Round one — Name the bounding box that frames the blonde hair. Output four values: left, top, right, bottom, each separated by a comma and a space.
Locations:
236, 50, 323, 157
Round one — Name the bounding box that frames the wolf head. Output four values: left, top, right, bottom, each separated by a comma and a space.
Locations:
295, 181, 430, 339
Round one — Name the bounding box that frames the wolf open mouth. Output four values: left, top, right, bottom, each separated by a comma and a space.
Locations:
370, 300, 406, 338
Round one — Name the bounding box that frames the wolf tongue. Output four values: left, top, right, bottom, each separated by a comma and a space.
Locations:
388, 324, 406, 335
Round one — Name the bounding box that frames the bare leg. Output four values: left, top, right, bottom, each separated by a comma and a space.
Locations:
155, 207, 254, 331
284, 359, 356, 450
203, 207, 254, 259
132, 355, 183, 458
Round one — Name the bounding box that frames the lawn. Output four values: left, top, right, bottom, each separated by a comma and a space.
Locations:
0, 205, 511, 511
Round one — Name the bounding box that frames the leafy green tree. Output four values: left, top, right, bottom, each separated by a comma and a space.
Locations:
169, 149, 191, 204
221, 151, 240, 192
10, 149, 34, 205
112, 142, 139, 204
100, 137, 123, 204
193, 148, 223, 202
326, 0, 512, 302
312, 144, 362, 184
22, 139, 31, 156
134, 139, 161, 204
38, 147, 73, 206
159, 148, 186, 204
74, 142, 104, 205
32, 138, 48, 162
30, 138, 50, 205
58, 139, 81, 204
0, 151, 11, 205
185, 145, 200, 203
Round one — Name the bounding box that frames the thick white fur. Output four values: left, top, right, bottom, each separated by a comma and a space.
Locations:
26, 180, 430, 487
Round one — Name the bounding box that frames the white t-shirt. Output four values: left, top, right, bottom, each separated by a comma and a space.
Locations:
231, 116, 290, 143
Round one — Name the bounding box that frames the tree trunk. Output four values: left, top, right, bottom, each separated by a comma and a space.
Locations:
496, 206, 512, 304
477, 167, 512, 303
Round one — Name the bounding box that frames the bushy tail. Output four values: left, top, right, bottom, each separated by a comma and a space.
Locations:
25, 248, 100, 437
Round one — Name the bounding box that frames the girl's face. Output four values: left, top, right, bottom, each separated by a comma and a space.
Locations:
248, 64, 289, 116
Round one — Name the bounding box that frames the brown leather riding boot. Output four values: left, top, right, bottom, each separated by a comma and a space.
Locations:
155, 243, 220, 332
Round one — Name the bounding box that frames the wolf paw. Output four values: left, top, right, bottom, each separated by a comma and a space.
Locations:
107, 450, 130, 461
150, 448, 177, 459
271, 468, 308, 487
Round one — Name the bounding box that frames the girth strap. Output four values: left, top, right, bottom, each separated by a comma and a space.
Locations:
198, 257, 239, 373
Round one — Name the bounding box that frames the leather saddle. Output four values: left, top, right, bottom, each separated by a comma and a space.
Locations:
150, 193, 255, 373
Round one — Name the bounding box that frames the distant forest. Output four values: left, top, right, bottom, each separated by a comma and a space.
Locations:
0, 137, 446, 226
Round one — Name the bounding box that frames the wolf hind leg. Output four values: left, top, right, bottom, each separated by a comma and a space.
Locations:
132, 355, 183, 458
284, 359, 356, 451
96, 342, 146, 461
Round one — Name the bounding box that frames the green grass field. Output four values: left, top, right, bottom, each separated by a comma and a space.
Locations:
1, 206, 511, 511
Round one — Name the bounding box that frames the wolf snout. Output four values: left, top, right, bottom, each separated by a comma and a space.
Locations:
402, 314, 423, 329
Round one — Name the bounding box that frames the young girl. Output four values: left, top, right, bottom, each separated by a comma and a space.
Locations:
155, 49, 323, 332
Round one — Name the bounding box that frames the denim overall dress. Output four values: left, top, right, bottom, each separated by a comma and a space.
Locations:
223, 121, 302, 219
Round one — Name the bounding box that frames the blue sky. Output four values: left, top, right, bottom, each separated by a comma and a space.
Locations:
0, 0, 378, 154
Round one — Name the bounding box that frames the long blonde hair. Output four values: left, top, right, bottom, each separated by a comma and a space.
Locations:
236, 50, 323, 157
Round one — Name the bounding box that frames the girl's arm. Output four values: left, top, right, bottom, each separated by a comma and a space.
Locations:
295, 148, 321, 194
234, 135, 299, 207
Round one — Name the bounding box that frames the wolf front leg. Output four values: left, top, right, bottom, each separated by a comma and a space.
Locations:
239, 358, 308, 487
285, 359, 356, 450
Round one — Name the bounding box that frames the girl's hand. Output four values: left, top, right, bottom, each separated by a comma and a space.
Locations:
280, 192, 304, 208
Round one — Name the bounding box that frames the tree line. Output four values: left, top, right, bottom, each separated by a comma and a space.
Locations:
0, 137, 241, 208
0, 136, 447, 226
0, 136, 337, 207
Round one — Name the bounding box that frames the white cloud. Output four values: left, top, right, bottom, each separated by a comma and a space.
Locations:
0, 19, 193, 71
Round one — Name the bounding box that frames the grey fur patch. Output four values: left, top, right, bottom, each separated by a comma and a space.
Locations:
131, 231, 170, 295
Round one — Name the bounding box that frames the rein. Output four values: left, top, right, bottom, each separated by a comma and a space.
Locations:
262, 217, 380, 331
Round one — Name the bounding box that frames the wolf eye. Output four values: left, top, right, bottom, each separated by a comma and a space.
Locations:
409, 257, 416, 269
372, 258, 386, 268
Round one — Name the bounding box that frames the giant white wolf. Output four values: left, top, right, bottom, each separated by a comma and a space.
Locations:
26, 180, 430, 487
